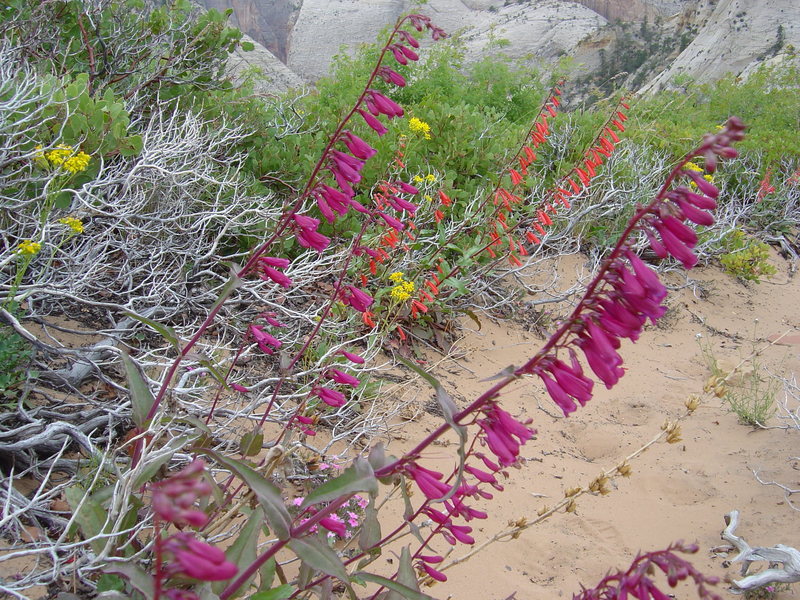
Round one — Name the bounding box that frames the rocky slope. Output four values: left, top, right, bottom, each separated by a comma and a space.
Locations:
197, 0, 799, 94
641, 0, 800, 91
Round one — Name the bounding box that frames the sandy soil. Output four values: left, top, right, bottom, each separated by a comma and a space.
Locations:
378, 252, 800, 599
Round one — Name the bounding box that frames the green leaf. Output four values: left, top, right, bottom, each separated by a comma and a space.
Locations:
385, 547, 424, 600
288, 536, 349, 583
65, 486, 109, 553
357, 495, 381, 553
301, 457, 377, 509
250, 584, 294, 600
124, 311, 180, 349
241, 41, 255, 51
357, 573, 435, 600
103, 562, 154, 600
258, 557, 277, 591
212, 507, 263, 596
238, 427, 264, 457
197, 450, 291, 540
460, 309, 482, 331
120, 351, 155, 429
53, 190, 72, 210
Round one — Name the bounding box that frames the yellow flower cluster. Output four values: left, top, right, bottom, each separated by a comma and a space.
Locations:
408, 117, 432, 140
412, 173, 437, 185
40, 144, 91, 174
17, 240, 41, 256
685, 161, 714, 187
58, 216, 84, 234
388, 271, 415, 302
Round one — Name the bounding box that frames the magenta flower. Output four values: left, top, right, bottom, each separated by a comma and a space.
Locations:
386, 195, 417, 214
249, 325, 282, 354
164, 533, 238, 582
340, 350, 365, 364
150, 459, 211, 528
420, 562, 448, 582
683, 169, 719, 198
377, 66, 406, 87
396, 181, 419, 195
260, 256, 290, 269
314, 386, 346, 407
341, 130, 377, 160
357, 108, 388, 136
477, 404, 535, 466
330, 150, 364, 183
377, 211, 405, 231
261, 265, 292, 288
320, 516, 347, 538
652, 219, 698, 269
405, 463, 450, 500
341, 285, 374, 312
327, 368, 360, 387
293, 214, 331, 252
366, 90, 404, 119
398, 30, 420, 48
231, 383, 248, 393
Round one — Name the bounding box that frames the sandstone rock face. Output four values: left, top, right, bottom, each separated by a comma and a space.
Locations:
641, 0, 800, 92
286, 0, 608, 80
571, 0, 683, 22
227, 33, 304, 94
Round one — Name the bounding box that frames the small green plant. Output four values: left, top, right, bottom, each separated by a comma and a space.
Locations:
719, 229, 776, 282
698, 330, 779, 427
0, 325, 34, 405
744, 582, 793, 600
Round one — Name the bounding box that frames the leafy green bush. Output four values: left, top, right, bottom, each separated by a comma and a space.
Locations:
719, 229, 776, 282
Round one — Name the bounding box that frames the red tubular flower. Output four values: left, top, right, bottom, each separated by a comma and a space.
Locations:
293, 215, 331, 252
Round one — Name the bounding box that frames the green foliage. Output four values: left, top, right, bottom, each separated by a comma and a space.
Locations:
0, 326, 33, 404
631, 64, 800, 162
719, 230, 776, 282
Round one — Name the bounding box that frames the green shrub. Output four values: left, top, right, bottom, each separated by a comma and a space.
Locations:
719, 230, 776, 282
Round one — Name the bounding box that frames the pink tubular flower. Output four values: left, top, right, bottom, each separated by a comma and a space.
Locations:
261, 265, 292, 288
396, 181, 419, 195
406, 463, 450, 500
478, 404, 535, 466
341, 285, 374, 312
340, 350, 365, 364
398, 29, 420, 48
150, 459, 211, 528
378, 66, 406, 87
320, 516, 347, 538
331, 150, 364, 183
249, 325, 282, 354
164, 533, 238, 582
538, 371, 577, 416
377, 211, 405, 231
652, 219, 697, 269
260, 256, 290, 269
341, 130, 377, 160
683, 169, 719, 198
357, 108, 388, 136
327, 368, 360, 387
366, 90, 404, 118
231, 383, 248, 393
420, 562, 448, 582
314, 386, 347, 407
293, 214, 331, 253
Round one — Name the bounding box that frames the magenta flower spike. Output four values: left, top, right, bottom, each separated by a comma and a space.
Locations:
398, 29, 420, 48
367, 90, 404, 118
652, 219, 698, 269
377, 66, 406, 87
377, 211, 405, 230
150, 459, 211, 528
683, 169, 720, 198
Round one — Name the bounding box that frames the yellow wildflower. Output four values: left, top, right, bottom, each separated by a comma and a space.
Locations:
424, 194, 433, 202
45, 144, 91, 173
425, 173, 436, 182
34, 144, 45, 160
388, 271, 405, 283
408, 117, 432, 140
58, 216, 84, 234
684, 161, 704, 173
413, 175, 424, 184
17, 240, 41, 256
390, 280, 415, 302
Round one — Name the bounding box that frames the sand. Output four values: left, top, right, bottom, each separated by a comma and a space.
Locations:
376, 252, 800, 599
